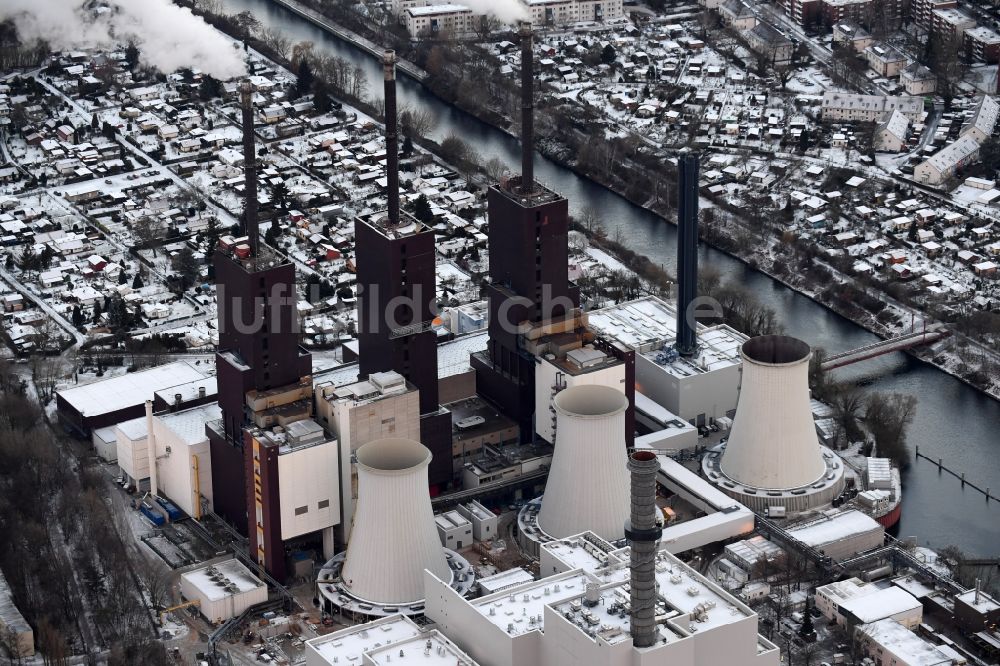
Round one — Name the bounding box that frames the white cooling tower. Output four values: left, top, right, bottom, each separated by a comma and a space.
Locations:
341, 438, 451, 605
720, 335, 826, 489
537, 384, 631, 541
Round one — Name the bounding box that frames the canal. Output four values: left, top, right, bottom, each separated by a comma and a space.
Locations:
221, 0, 999, 556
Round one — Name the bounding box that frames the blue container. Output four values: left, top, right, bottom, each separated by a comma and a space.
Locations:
140, 501, 165, 526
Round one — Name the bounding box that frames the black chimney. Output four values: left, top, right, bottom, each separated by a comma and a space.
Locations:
519, 21, 535, 194
675, 150, 699, 357
239, 81, 259, 256
383, 50, 400, 226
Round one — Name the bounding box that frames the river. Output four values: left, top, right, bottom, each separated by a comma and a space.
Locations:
220, 0, 999, 556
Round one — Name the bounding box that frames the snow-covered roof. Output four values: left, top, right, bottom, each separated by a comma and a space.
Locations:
858, 619, 953, 665
787, 510, 881, 547
840, 587, 921, 624
57, 361, 208, 418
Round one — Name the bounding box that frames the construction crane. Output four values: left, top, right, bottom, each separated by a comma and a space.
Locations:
159, 599, 200, 625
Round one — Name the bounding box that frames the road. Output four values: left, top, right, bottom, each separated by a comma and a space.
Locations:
0, 265, 87, 346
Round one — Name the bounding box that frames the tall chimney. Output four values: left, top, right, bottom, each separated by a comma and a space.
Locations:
627, 450, 662, 649
975, 578, 982, 605
239, 81, 259, 256
145, 399, 158, 498
675, 150, 699, 357
383, 50, 400, 226
519, 21, 535, 194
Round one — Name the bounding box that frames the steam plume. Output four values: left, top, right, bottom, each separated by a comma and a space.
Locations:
1, 0, 246, 80
461, 0, 529, 23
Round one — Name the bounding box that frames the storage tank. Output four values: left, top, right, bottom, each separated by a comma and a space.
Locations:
340, 438, 451, 605
537, 385, 630, 541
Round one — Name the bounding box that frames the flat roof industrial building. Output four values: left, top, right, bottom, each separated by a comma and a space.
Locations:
56, 361, 213, 435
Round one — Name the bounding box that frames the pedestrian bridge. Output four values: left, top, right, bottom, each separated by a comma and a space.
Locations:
820, 324, 949, 371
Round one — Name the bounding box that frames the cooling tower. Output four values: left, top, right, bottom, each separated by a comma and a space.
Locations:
537, 385, 631, 541
341, 438, 451, 605
720, 335, 826, 490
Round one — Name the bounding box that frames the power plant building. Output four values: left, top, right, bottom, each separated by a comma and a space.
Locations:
588, 296, 746, 425
353, 52, 453, 490
56, 360, 210, 436
147, 402, 220, 519
246, 420, 340, 578
178, 559, 268, 625
472, 26, 633, 446
305, 615, 480, 666
424, 531, 781, 666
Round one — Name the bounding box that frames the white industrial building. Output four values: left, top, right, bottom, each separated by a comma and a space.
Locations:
533, 343, 628, 444
588, 296, 747, 425
703, 336, 846, 514
304, 615, 480, 666
856, 619, 958, 666
91, 426, 118, 462
115, 417, 149, 489
634, 392, 699, 451
785, 510, 884, 561
436, 510, 474, 550
457, 500, 499, 542
149, 402, 219, 519
423, 531, 780, 666
247, 419, 342, 571
723, 536, 786, 574
178, 559, 268, 624
815, 578, 922, 629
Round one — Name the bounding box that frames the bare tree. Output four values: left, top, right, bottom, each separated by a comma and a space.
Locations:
484, 156, 509, 183
260, 27, 292, 61
400, 105, 437, 139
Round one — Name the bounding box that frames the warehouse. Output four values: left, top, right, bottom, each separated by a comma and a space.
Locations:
56, 361, 210, 436
786, 509, 884, 561
179, 559, 268, 624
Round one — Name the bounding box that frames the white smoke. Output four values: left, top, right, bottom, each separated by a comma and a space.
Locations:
461, 0, 529, 24
0, 0, 246, 80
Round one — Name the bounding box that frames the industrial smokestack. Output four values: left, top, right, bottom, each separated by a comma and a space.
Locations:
676, 150, 699, 357
627, 450, 662, 649
537, 385, 630, 541
383, 50, 400, 226
341, 438, 451, 605
239, 80, 259, 256
720, 336, 827, 490
519, 21, 535, 194
145, 399, 158, 498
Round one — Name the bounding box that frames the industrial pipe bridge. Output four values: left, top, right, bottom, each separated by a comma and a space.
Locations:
820, 324, 949, 371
